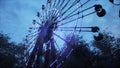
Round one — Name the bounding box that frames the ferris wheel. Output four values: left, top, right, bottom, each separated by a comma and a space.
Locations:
24, 0, 106, 68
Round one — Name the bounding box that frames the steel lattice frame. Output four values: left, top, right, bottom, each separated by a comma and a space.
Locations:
24, 0, 106, 68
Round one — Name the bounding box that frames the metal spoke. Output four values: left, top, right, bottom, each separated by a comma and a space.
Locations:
55, 0, 90, 21
60, 0, 71, 13
61, 0, 81, 16
59, 5, 95, 22
58, 11, 96, 26
55, 30, 92, 32
63, 0, 90, 19
54, 40, 61, 50
53, 32, 67, 42
25, 0, 107, 67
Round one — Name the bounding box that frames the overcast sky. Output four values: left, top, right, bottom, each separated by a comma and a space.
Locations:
0, 0, 120, 45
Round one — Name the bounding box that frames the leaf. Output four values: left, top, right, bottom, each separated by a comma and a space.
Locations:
109, 0, 114, 3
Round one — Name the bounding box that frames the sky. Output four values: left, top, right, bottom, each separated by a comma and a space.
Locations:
0, 0, 120, 46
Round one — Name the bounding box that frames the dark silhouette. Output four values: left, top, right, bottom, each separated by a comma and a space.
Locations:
60, 32, 120, 68
0, 33, 25, 68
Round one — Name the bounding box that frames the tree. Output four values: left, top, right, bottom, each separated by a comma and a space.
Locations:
59, 32, 120, 68
0, 33, 25, 68
61, 34, 94, 68
91, 32, 120, 68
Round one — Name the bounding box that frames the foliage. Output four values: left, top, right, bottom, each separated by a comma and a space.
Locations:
1, 31, 119, 68
61, 32, 120, 68
91, 32, 120, 68
0, 33, 25, 68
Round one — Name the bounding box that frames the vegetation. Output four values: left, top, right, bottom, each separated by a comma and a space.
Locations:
0, 33, 25, 68
62, 32, 120, 68
0, 31, 120, 68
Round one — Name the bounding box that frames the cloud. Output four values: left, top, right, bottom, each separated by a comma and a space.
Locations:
0, 0, 120, 44
0, 0, 45, 43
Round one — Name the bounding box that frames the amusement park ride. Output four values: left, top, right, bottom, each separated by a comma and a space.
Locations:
24, 0, 119, 68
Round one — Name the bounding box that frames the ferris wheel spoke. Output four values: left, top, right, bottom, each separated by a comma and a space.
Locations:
61, 0, 80, 16
26, 40, 35, 47
51, 0, 56, 9
48, 7, 59, 21
46, 2, 49, 19
50, 0, 65, 18
27, 43, 35, 53
52, 0, 59, 8
26, 36, 37, 42
36, 12, 44, 23
25, 38, 36, 45
49, 0, 59, 17
26, 34, 37, 38
26, 33, 38, 40
55, 30, 74, 31
28, 27, 40, 30
25, 31, 39, 39
47, 0, 64, 19
27, 45, 39, 67
53, 32, 67, 43
47, 0, 52, 8
41, 5, 47, 22
32, 20, 42, 26
50, 0, 66, 19
54, 40, 61, 50
56, 26, 92, 31
54, 0, 61, 8
60, 5, 95, 22
56, 30, 92, 32
57, 26, 99, 32
27, 30, 39, 35
25, 41, 36, 50
57, 0, 65, 10
49, 0, 81, 23
63, 0, 90, 18
27, 37, 37, 44
57, 11, 96, 26
60, 0, 71, 13
25, 0, 108, 67
53, 0, 90, 23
